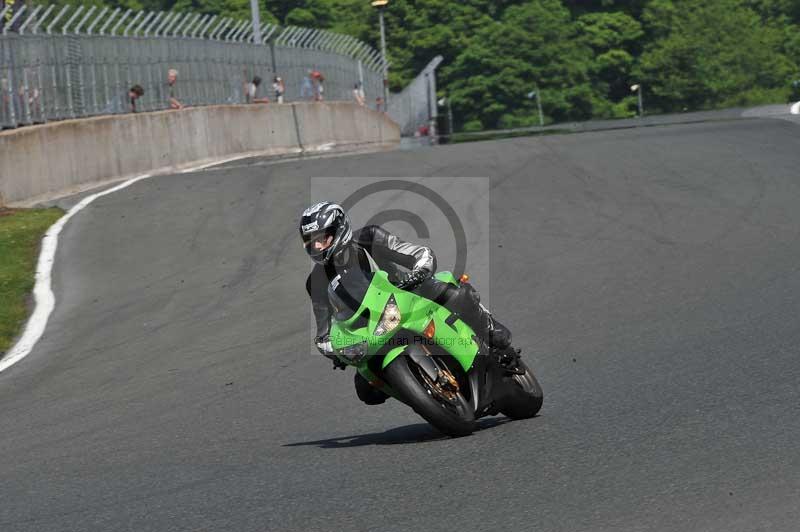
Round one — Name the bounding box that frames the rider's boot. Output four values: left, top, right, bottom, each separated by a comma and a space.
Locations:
481, 313, 524, 374
454, 290, 522, 373
492, 345, 524, 374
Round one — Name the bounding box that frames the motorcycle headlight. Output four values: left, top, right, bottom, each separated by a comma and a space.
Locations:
374, 294, 401, 336
335, 340, 368, 365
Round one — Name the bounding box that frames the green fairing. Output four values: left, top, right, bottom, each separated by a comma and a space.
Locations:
380, 304, 478, 372
329, 271, 479, 378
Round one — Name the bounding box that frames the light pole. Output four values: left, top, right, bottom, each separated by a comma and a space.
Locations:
631, 83, 644, 117
791, 79, 800, 99
249, 0, 261, 43
371, 0, 389, 110
792, 80, 800, 115
527, 89, 544, 126
438, 96, 454, 142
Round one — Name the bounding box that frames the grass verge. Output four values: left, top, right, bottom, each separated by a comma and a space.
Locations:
0, 207, 64, 355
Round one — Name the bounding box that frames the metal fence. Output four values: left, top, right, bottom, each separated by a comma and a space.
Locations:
1, 3, 385, 129
388, 56, 442, 137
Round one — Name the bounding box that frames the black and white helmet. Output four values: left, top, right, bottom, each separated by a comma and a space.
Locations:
299, 201, 352, 265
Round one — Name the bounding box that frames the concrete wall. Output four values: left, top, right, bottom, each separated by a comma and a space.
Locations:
0, 102, 399, 206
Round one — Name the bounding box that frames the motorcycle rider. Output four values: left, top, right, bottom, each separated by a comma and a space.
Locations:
301, 201, 521, 405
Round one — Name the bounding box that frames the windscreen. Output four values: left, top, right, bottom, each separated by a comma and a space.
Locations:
328, 269, 375, 322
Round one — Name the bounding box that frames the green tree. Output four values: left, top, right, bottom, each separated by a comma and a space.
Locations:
577, 11, 643, 116
563, 0, 650, 18
746, 0, 800, 23
637, 0, 796, 111
170, 0, 276, 22
446, 0, 593, 129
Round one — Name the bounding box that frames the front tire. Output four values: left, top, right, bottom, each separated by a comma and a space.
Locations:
499, 360, 543, 419
383, 355, 476, 437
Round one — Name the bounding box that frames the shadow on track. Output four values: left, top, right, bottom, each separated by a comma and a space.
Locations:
284, 417, 512, 448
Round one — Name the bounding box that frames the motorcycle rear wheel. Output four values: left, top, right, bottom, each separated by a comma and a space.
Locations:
384, 355, 476, 437
499, 360, 543, 419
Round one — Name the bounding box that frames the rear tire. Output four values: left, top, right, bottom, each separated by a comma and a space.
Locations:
499, 360, 543, 419
384, 355, 476, 437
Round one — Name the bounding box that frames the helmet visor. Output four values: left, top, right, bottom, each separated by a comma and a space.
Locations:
302, 227, 337, 261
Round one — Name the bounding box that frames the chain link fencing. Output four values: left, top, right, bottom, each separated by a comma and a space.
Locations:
1, 3, 385, 129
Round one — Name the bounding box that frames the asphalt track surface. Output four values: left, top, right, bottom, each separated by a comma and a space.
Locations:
2, 113, 800, 531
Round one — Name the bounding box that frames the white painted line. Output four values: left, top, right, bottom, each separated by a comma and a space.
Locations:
0, 172, 153, 374
178, 153, 271, 173
791, 101, 800, 115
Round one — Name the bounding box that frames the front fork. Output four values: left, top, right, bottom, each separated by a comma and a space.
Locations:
360, 344, 472, 406
356, 365, 398, 400
359, 334, 508, 415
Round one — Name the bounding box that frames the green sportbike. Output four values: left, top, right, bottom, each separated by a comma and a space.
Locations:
329, 268, 543, 437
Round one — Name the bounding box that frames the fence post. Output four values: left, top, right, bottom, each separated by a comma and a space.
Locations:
154, 12, 173, 37
269, 40, 277, 74
110, 10, 132, 36
3, 5, 26, 35
86, 7, 107, 35
144, 12, 164, 37
3, 37, 17, 126
74, 6, 96, 34
32, 5, 56, 34
199, 15, 217, 39
0, 6, 12, 27
191, 15, 209, 38
123, 11, 143, 37
62, 6, 84, 35
99, 8, 120, 36
209, 18, 228, 40
162, 12, 182, 37
19, 5, 43, 34
36, 48, 46, 122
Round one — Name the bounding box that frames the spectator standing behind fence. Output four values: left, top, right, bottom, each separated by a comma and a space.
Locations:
101, 84, 144, 114
1, 78, 9, 123
244, 76, 269, 104
129, 85, 144, 113
166, 69, 183, 110
273, 76, 285, 104
353, 82, 365, 106
311, 70, 324, 101
375, 96, 385, 113
301, 71, 314, 100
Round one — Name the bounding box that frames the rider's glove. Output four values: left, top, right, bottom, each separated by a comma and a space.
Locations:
315, 334, 333, 355
396, 268, 432, 291
315, 334, 347, 370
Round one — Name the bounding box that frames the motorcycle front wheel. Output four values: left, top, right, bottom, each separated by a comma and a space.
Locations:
384, 355, 476, 437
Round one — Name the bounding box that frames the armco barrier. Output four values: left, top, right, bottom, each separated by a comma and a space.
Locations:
0, 102, 399, 206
